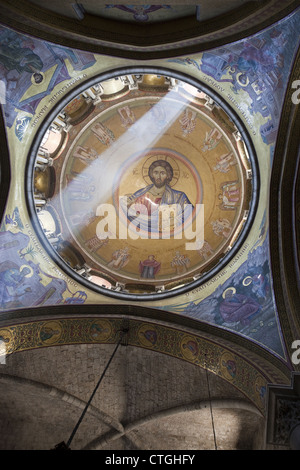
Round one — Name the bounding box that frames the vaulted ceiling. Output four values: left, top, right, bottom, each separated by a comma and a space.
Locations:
0, 0, 299, 451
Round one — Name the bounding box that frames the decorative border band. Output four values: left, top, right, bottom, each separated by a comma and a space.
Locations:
0, 316, 276, 414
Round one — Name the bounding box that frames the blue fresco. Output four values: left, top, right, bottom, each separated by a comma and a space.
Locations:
0, 26, 96, 128
169, 9, 300, 147
0, 228, 87, 310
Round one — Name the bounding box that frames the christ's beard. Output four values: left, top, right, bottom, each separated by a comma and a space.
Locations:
153, 179, 166, 188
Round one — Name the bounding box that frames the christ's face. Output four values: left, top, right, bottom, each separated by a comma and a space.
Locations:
151, 166, 168, 188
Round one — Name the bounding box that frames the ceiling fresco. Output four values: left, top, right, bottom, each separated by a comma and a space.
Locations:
31, 75, 253, 294
0, 8, 299, 367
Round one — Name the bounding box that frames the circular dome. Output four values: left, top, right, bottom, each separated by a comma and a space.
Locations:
28, 69, 257, 299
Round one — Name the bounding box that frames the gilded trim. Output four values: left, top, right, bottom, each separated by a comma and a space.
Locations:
0, 314, 286, 414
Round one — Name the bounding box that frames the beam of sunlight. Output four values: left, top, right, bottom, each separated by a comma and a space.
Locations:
34, 82, 196, 289
59, 87, 191, 231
